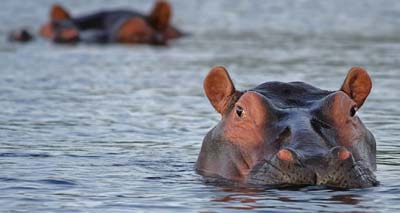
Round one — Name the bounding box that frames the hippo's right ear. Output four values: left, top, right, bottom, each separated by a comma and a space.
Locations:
204, 66, 237, 114
50, 4, 71, 22
340, 67, 372, 108
149, 0, 172, 31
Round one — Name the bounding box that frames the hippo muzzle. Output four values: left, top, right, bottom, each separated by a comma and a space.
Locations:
248, 146, 378, 188
197, 66, 378, 189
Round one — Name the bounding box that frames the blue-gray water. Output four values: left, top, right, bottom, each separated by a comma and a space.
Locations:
1, 0, 400, 212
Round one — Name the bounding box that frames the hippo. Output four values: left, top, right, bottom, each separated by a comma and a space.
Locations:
196, 66, 378, 189
10, 0, 183, 45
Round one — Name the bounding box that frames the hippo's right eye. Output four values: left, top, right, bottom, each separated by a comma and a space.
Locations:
350, 106, 358, 117
236, 106, 243, 118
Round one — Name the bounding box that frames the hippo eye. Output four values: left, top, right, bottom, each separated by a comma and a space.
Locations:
236, 106, 243, 117
350, 106, 358, 117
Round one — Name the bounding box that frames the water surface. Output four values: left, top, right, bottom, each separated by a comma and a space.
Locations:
1, 0, 400, 212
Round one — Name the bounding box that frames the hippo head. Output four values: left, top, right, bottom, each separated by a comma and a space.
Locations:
38, 4, 80, 43
196, 66, 378, 189
39, 4, 73, 38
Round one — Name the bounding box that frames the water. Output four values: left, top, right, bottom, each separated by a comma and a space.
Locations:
1, 0, 400, 212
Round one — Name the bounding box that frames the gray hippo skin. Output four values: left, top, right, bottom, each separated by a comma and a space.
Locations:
196, 66, 378, 189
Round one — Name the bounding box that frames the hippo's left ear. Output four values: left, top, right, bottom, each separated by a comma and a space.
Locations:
340, 67, 372, 108
50, 4, 71, 22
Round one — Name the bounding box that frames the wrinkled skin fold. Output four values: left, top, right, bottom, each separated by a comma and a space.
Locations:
197, 66, 378, 189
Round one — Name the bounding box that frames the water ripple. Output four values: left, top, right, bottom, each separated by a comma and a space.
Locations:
1, 0, 400, 212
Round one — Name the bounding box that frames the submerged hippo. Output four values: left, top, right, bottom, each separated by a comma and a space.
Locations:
10, 0, 183, 45
196, 66, 378, 188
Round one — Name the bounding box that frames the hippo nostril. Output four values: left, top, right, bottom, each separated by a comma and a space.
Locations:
338, 148, 351, 160
330, 146, 351, 161
277, 149, 294, 162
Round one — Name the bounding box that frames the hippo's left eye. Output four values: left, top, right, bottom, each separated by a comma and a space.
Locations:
236, 106, 243, 118
350, 106, 358, 117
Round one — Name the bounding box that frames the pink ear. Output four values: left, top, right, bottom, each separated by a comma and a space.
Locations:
50, 4, 71, 22
204, 66, 236, 114
340, 67, 372, 108
149, 0, 172, 31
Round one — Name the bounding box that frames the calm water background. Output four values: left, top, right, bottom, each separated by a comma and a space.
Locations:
1, 0, 400, 212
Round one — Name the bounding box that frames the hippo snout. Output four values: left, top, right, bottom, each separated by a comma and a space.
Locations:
247, 146, 378, 188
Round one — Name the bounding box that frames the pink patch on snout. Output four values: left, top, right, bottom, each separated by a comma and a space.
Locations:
338, 147, 351, 160
277, 149, 294, 162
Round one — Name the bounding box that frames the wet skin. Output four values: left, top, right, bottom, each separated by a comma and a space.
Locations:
196, 66, 378, 189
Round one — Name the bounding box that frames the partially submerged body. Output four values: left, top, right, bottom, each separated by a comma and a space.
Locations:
197, 66, 378, 189
10, 0, 183, 45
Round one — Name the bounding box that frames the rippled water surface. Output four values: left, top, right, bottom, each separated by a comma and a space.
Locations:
1, 0, 400, 212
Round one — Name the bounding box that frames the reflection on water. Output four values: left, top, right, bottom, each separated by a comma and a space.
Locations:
1, 0, 400, 212
207, 182, 368, 211
214, 192, 364, 211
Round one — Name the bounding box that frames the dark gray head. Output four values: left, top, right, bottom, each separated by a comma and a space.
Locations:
196, 66, 378, 188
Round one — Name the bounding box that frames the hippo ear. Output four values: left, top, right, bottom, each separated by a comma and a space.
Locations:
204, 66, 237, 114
50, 4, 71, 22
149, 0, 172, 31
340, 67, 372, 108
